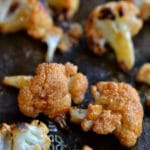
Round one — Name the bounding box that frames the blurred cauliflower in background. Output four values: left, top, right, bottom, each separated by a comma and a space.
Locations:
47, 0, 80, 21
85, 1, 143, 72
127, 0, 150, 20
136, 63, 150, 85
0, 0, 62, 62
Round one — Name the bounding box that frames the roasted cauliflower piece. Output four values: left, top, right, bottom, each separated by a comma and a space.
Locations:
136, 63, 150, 85
70, 82, 143, 147
0, 0, 63, 62
85, 1, 143, 72
0, 120, 51, 150
3, 63, 88, 122
128, 0, 150, 20
47, 0, 79, 20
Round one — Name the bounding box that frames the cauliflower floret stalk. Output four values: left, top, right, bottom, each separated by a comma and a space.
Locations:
47, 0, 79, 21
0, 120, 51, 150
70, 82, 143, 147
3, 62, 88, 128
127, 0, 150, 20
86, 2, 143, 72
0, 0, 63, 62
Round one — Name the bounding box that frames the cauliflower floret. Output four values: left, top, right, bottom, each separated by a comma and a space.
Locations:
70, 82, 143, 147
0, 0, 63, 62
82, 145, 93, 150
47, 0, 79, 20
85, 1, 143, 72
136, 63, 150, 85
0, 120, 51, 150
3, 63, 88, 123
58, 22, 83, 53
127, 0, 150, 20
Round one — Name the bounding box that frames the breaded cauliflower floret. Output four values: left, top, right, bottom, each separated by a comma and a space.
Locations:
136, 63, 150, 85
127, 0, 150, 20
70, 82, 143, 147
0, 0, 62, 62
85, 1, 143, 72
0, 120, 51, 150
47, 0, 79, 20
3, 63, 88, 122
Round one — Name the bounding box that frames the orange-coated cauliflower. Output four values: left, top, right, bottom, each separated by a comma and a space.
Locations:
85, 1, 143, 72
70, 82, 143, 147
3, 63, 88, 122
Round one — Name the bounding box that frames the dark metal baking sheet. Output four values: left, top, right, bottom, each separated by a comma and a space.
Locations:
0, 0, 150, 149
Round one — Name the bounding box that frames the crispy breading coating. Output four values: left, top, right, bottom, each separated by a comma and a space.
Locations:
128, 0, 150, 20
85, 1, 143, 72
70, 82, 143, 147
3, 63, 88, 120
0, 0, 62, 62
47, 0, 79, 20
0, 120, 51, 150
136, 63, 150, 85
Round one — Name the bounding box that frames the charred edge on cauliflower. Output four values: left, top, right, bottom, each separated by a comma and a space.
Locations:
0, 120, 51, 150
86, 1, 143, 72
3, 63, 88, 128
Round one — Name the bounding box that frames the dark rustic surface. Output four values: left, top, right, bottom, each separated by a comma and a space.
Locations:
0, 0, 150, 150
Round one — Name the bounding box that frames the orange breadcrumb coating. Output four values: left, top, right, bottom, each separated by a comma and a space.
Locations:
70, 82, 143, 147
18, 63, 88, 119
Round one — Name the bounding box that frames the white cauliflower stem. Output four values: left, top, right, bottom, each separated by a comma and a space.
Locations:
0, 120, 51, 150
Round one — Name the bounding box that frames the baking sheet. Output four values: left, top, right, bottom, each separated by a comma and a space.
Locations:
0, 0, 150, 149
